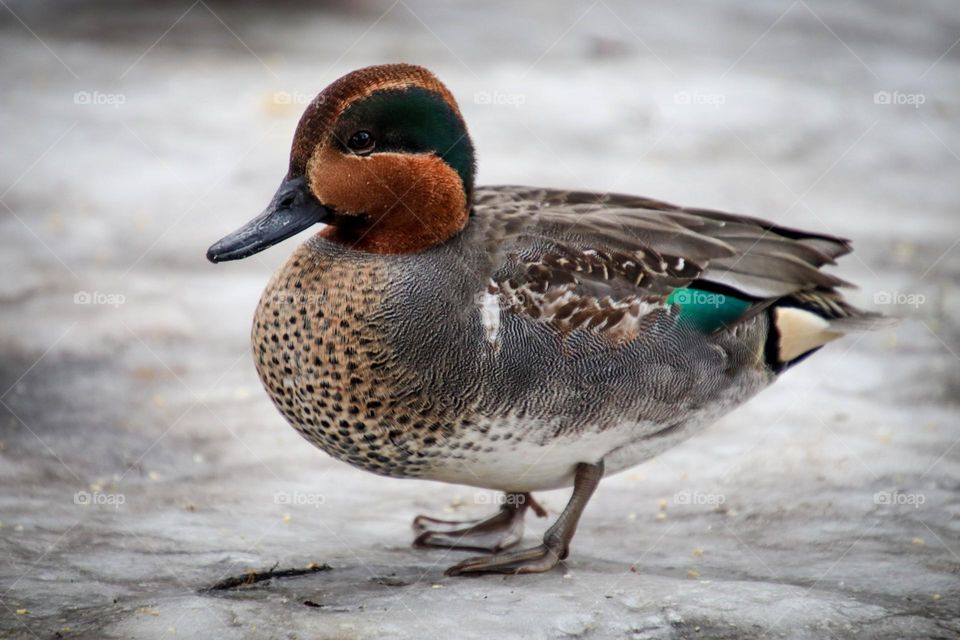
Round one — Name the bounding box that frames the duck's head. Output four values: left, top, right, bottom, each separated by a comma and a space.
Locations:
207, 63, 475, 262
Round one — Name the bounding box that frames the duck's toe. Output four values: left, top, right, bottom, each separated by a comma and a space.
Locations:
444, 543, 562, 576
412, 502, 527, 553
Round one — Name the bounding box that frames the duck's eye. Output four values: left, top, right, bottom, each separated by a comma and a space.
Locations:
347, 130, 374, 153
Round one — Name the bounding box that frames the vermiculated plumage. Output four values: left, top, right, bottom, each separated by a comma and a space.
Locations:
251, 185, 877, 492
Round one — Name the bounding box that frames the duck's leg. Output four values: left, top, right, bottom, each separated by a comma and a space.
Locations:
445, 460, 603, 576
413, 493, 547, 552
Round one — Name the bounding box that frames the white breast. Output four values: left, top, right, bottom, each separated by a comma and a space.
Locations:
422, 416, 675, 492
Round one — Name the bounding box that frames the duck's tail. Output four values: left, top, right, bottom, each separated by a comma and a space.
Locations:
765, 291, 893, 372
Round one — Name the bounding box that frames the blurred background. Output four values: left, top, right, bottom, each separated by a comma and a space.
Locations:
1, 1, 958, 638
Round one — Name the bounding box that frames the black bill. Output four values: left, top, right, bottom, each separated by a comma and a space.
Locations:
206, 176, 332, 263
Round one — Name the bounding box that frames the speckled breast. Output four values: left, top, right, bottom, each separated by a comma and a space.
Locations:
251, 237, 456, 479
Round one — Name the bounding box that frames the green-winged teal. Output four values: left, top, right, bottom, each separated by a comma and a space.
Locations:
207, 63, 883, 575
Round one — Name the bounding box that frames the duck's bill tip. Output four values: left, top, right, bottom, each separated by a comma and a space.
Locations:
206, 241, 248, 263
206, 245, 224, 263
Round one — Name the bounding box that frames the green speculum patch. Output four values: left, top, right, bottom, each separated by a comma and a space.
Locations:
336, 87, 476, 197
667, 287, 752, 332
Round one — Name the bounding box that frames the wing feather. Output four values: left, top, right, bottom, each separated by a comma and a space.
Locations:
472, 186, 857, 341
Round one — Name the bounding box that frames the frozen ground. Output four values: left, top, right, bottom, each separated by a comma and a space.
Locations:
1, 0, 959, 638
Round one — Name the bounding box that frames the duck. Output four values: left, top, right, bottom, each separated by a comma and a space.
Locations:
207, 63, 883, 576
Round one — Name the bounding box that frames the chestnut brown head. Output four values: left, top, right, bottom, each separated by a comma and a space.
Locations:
207, 64, 476, 262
